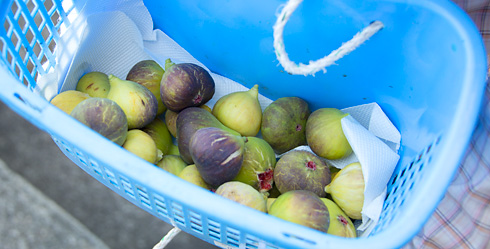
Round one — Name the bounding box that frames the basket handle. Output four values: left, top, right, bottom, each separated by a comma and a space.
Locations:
273, 0, 384, 76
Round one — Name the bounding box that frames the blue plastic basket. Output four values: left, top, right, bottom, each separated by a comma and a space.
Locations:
0, 0, 487, 248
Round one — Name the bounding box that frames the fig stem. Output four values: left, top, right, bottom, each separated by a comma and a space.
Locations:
165, 58, 175, 71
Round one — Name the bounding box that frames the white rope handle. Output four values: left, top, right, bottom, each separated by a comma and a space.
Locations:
152, 226, 182, 249
273, 0, 384, 76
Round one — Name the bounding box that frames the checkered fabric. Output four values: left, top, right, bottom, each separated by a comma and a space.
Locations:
404, 1, 490, 248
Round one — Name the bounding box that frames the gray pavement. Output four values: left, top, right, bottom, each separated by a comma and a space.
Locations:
0, 101, 218, 249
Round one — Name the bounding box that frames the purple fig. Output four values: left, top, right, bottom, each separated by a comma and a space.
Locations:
261, 97, 311, 154
70, 98, 128, 146
189, 127, 246, 188
126, 60, 166, 115
160, 59, 215, 112
268, 190, 330, 233
274, 150, 331, 197
176, 107, 240, 164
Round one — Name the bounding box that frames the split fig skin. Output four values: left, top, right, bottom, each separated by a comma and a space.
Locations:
106, 75, 158, 129
233, 137, 277, 193
268, 190, 330, 233
215, 181, 267, 212
261, 97, 311, 154
189, 127, 246, 188
126, 60, 166, 115
70, 98, 128, 146
321, 198, 357, 238
176, 107, 240, 164
306, 108, 352, 160
160, 61, 215, 112
274, 150, 331, 197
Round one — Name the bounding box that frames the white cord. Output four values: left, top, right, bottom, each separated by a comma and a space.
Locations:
273, 0, 384, 76
152, 226, 182, 249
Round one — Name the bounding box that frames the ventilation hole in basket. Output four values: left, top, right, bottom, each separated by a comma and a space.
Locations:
14, 63, 21, 77
104, 169, 119, 188
50, 10, 60, 27
400, 178, 407, 188
171, 202, 185, 225
10, 30, 19, 49
45, 0, 55, 13
34, 11, 43, 28
48, 38, 56, 54
408, 161, 414, 171
154, 197, 168, 218
410, 170, 415, 180
27, 58, 35, 75
282, 233, 316, 245
33, 42, 41, 58
416, 153, 423, 163
392, 186, 398, 194
418, 162, 425, 172
409, 181, 415, 190
19, 44, 26, 61
23, 76, 29, 86
400, 168, 406, 178
40, 54, 48, 66
208, 219, 222, 240
265, 245, 280, 249
18, 13, 27, 32
120, 177, 136, 199
89, 161, 103, 177
10, 1, 19, 15
189, 211, 203, 234
245, 236, 259, 249
4, 18, 11, 34
0, 38, 5, 52
25, 28, 34, 45
41, 25, 50, 42
136, 187, 152, 209
26, 0, 35, 12
226, 227, 240, 246
426, 143, 433, 154
391, 173, 398, 186
7, 50, 13, 65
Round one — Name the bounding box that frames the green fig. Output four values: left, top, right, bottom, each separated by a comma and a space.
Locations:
141, 116, 173, 156
167, 144, 180, 156
190, 127, 246, 188
176, 107, 241, 164
212, 84, 262, 136
215, 181, 267, 213
325, 162, 364, 220
164, 109, 179, 138
126, 60, 167, 115
178, 164, 212, 190
233, 137, 276, 193
266, 197, 277, 213
306, 108, 352, 160
123, 129, 162, 164
268, 190, 330, 233
160, 59, 215, 112
321, 198, 357, 238
274, 150, 331, 197
157, 155, 188, 176
106, 74, 158, 129
261, 97, 311, 154
76, 71, 110, 98
50, 90, 91, 114
70, 98, 128, 146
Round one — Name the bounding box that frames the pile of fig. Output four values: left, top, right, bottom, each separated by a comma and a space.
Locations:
50, 58, 366, 238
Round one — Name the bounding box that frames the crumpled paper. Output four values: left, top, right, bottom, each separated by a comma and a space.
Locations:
37, 0, 401, 237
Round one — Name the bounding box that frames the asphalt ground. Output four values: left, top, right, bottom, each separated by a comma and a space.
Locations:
0, 101, 218, 249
